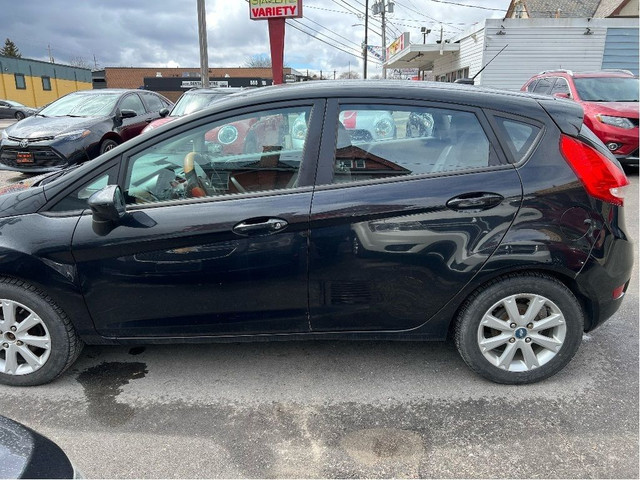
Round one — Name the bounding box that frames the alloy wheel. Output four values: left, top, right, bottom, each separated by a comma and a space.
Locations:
0, 299, 51, 375
476, 293, 567, 372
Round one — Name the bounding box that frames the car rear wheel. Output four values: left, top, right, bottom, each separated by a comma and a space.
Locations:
455, 273, 584, 384
100, 138, 119, 154
15, 111, 25, 120
0, 278, 83, 386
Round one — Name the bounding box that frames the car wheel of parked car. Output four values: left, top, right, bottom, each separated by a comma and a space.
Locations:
14, 111, 25, 120
100, 139, 119, 154
0, 278, 83, 387
455, 273, 584, 384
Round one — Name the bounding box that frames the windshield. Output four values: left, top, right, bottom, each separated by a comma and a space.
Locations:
39, 93, 121, 117
6, 100, 25, 107
574, 77, 639, 102
171, 92, 229, 117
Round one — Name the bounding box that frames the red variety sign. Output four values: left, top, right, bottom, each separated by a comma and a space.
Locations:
249, 0, 303, 20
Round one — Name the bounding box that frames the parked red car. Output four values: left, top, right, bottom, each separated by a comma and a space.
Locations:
522, 70, 639, 166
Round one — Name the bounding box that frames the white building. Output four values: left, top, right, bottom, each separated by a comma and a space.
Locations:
385, 16, 639, 90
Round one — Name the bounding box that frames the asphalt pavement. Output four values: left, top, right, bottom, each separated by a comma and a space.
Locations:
0, 119, 637, 477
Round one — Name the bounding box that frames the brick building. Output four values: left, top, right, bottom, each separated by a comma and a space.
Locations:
95, 67, 306, 102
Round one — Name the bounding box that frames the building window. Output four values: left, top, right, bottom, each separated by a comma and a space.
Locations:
42, 76, 52, 91
15, 74, 26, 90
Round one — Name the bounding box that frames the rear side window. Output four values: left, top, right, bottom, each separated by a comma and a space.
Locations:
532, 78, 553, 94
494, 117, 541, 162
141, 92, 165, 112
330, 105, 500, 185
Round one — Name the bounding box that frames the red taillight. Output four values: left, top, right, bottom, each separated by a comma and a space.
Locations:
612, 284, 626, 300
560, 135, 629, 206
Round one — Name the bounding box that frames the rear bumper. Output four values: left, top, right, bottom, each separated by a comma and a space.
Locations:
576, 234, 634, 331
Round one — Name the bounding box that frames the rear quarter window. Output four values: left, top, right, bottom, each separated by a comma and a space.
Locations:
493, 117, 542, 163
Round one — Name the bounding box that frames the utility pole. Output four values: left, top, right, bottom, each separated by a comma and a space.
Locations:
363, 0, 369, 79
372, 1, 392, 79
197, 0, 210, 88
380, 3, 387, 79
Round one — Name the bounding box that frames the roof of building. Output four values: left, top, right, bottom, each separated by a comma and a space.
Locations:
506, 0, 602, 18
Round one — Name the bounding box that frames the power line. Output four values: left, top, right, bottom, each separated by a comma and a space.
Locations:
420, 0, 506, 12
291, 18, 362, 51
393, 0, 465, 31
286, 20, 381, 65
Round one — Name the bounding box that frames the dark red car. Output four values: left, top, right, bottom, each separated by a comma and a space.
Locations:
522, 70, 639, 166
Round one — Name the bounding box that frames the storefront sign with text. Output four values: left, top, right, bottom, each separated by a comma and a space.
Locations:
249, 0, 302, 20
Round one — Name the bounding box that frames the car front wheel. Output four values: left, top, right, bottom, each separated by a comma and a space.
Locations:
15, 111, 25, 120
100, 138, 119, 154
455, 273, 584, 384
0, 278, 83, 386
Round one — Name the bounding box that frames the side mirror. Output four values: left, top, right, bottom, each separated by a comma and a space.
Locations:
120, 109, 138, 119
159, 107, 170, 118
553, 92, 571, 99
88, 185, 127, 227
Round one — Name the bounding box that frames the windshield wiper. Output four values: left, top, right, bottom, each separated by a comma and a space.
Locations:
35, 113, 47, 117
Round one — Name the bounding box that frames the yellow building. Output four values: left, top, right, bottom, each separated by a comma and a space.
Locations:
0, 55, 92, 108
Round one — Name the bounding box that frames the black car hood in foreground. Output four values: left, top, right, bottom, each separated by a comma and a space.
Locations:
5, 114, 107, 139
0, 415, 75, 479
0, 185, 46, 217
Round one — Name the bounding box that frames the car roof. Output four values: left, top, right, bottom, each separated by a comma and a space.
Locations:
209, 80, 550, 107
185, 87, 247, 94
68, 88, 160, 95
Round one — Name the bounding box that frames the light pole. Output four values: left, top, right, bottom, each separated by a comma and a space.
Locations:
363, 0, 369, 79
197, 0, 209, 88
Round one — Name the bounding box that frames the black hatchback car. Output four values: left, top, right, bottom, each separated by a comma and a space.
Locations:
0, 81, 632, 386
0, 89, 172, 173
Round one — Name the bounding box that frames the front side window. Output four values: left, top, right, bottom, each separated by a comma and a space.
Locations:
50, 165, 119, 212
550, 78, 570, 95
331, 105, 498, 185
123, 105, 313, 205
120, 94, 146, 116
15, 74, 26, 90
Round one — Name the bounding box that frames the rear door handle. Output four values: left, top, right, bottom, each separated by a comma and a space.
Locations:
232, 218, 288, 236
446, 192, 504, 211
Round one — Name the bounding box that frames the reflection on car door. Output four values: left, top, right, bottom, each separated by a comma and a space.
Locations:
308, 100, 523, 333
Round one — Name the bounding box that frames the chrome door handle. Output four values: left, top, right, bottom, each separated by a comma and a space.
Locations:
232, 218, 289, 236
446, 193, 504, 211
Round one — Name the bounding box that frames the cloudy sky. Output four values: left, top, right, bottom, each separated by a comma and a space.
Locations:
2, 0, 508, 77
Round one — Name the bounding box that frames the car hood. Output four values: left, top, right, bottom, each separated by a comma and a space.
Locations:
583, 101, 639, 118
0, 185, 47, 218
5, 115, 107, 139
0, 415, 75, 479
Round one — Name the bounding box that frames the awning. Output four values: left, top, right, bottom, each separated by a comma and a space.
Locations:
384, 43, 460, 70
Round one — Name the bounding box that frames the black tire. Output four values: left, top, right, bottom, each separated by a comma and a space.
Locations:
99, 138, 119, 155
455, 273, 584, 384
15, 111, 25, 120
0, 278, 83, 386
